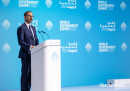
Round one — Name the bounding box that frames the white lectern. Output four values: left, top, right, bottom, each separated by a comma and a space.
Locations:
31, 40, 61, 91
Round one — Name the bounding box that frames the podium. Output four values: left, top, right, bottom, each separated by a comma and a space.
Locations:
31, 40, 61, 91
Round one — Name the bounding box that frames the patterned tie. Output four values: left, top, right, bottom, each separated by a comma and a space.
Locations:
29, 25, 35, 46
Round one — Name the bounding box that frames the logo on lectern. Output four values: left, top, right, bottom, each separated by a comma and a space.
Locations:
51, 52, 59, 64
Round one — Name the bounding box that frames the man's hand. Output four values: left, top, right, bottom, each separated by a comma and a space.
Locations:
31, 46, 35, 49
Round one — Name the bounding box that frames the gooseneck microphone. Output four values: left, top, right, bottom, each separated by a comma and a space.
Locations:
41, 31, 50, 39
38, 31, 44, 41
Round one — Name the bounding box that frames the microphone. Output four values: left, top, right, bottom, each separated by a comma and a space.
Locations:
38, 31, 44, 41
41, 31, 50, 39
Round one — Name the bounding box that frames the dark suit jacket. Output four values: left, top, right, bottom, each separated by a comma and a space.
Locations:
17, 23, 39, 58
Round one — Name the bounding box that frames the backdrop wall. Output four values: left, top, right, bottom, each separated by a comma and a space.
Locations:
0, 0, 130, 90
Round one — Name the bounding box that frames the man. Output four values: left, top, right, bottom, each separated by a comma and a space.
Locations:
17, 11, 39, 91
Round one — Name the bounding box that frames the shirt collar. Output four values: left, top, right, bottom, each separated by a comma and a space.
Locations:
25, 22, 30, 28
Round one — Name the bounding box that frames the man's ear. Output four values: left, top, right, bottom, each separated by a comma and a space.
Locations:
24, 16, 26, 20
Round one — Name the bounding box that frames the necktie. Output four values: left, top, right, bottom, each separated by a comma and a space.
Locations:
29, 25, 33, 36
29, 25, 35, 45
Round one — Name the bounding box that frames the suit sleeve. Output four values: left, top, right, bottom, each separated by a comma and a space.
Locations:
17, 27, 31, 49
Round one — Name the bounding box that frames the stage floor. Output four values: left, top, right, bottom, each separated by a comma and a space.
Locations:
0, 85, 130, 91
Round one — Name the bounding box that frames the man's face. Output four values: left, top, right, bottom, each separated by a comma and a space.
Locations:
24, 12, 33, 24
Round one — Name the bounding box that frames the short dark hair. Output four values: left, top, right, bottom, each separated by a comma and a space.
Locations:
24, 11, 32, 16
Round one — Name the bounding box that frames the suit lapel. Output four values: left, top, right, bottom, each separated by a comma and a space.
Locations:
24, 23, 34, 40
